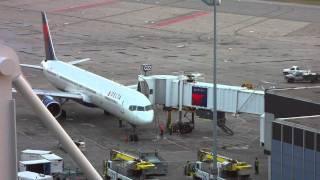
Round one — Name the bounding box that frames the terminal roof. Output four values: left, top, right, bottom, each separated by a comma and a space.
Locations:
266, 86, 320, 104
276, 115, 320, 133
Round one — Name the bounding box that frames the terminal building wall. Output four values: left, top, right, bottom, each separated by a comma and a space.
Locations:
264, 92, 320, 154
271, 121, 320, 180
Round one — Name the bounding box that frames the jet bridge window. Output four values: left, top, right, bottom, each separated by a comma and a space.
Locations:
129, 105, 137, 111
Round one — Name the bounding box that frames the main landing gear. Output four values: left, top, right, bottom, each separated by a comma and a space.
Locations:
117, 120, 139, 142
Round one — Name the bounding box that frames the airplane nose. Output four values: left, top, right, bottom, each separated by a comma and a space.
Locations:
144, 110, 154, 124
135, 110, 154, 125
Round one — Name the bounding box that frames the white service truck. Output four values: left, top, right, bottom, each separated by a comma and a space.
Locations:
282, 66, 308, 75
285, 71, 320, 83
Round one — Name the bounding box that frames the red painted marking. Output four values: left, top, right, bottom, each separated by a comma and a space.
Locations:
50, 0, 118, 13
42, 24, 49, 47
151, 11, 209, 28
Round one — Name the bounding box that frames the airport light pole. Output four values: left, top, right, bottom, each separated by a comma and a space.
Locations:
201, 0, 221, 179
212, 0, 218, 178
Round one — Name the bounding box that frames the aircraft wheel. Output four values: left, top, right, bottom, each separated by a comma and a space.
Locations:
287, 78, 293, 83
134, 134, 139, 142
311, 78, 317, 83
129, 134, 139, 142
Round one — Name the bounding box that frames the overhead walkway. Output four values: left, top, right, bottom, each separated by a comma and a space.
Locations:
137, 74, 264, 115
134, 73, 265, 142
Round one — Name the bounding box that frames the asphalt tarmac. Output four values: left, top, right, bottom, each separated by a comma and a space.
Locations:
1, 0, 320, 179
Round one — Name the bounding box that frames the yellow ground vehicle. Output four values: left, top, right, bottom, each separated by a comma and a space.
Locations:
185, 149, 252, 180
110, 150, 155, 171
198, 149, 252, 173
103, 150, 155, 180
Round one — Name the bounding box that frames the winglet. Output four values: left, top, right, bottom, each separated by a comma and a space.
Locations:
41, 11, 57, 61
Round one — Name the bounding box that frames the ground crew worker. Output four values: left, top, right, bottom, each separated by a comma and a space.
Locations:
159, 122, 165, 139
254, 157, 259, 175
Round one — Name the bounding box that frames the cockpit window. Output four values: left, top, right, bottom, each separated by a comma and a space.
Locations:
129, 105, 137, 111
130, 105, 153, 111
137, 106, 144, 111
145, 105, 153, 111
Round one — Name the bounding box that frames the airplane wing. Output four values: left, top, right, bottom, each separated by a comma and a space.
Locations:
68, 58, 91, 65
32, 89, 84, 100
20, 58, 91, 70
13, 88, 83, 100
20, 64, 43, 70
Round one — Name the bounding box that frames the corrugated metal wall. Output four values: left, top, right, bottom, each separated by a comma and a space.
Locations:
316, 152, 320, 178
271, 139, 281, 180
271, 122, 320, 180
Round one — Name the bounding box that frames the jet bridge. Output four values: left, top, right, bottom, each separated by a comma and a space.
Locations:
137, 73, 265, 143
138, 74, 264, 115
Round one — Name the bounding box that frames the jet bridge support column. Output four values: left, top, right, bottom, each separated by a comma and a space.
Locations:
191, 111, 195, 129
178, 75, 184, 130
166, 109, 172, 135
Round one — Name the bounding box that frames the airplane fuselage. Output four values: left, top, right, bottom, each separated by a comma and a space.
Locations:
41, 60, 154, 125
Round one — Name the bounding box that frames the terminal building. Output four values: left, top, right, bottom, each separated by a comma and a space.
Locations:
272, 116, 320, 180
264, 87, 320, 180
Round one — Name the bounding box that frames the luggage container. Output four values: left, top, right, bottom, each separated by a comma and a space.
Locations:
41, 153, 63, 174
19, 159, 51, 175
18, 171, 53, 180
21, 149, 51, 161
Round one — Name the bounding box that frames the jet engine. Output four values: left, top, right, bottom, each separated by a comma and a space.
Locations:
42, 96, 62, 118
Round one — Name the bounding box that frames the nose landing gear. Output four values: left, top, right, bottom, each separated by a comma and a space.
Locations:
129, 124, 139, 142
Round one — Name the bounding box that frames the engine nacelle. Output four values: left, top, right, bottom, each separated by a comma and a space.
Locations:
42, 96, 62, 118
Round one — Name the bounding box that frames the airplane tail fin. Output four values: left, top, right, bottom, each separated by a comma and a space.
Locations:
41, 11, 57, 61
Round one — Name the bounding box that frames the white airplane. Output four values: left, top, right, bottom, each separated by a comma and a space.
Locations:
20, 12, 154, 141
